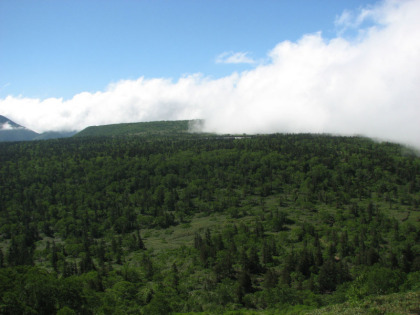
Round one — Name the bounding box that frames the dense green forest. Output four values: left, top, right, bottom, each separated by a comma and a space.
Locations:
0, 130, 419, 314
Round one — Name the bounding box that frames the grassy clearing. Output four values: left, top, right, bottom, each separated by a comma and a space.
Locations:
142, 213, 234, 252
307, 291, 420, 315
175, 291, 420, 315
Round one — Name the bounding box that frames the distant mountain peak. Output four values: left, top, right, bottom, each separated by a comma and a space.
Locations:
0, 115, 76, 142
0, 115, 23, 130
0, 115, 40, 142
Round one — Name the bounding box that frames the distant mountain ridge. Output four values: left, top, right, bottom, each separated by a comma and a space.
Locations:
0, 116, 203, 142
0, 115, 76, 142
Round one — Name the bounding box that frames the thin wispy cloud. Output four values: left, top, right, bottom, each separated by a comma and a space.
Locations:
215, 51, 255, 64
1, 122, 15, 130
335, 8, 373, 30
0, 83, 11, 92
1, 0, 420, 149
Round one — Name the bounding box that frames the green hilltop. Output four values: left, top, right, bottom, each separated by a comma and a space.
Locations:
74, 119, 204, 137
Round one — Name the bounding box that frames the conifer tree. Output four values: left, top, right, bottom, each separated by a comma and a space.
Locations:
0, 248, 3, 268
137, 229, 146, 250
51, 241, 58, 272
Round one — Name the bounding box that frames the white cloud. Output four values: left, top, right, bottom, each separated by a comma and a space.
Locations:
1, 0, 420, 149
216, 51, 255, 64
1, 122, 18, 130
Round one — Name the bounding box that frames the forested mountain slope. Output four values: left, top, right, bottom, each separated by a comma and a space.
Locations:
0, 133, 419, 314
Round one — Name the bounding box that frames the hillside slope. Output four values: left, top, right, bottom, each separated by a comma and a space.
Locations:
0, 132, 419, 314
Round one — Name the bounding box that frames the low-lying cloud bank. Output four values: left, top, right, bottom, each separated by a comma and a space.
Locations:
1, 0, 420, 148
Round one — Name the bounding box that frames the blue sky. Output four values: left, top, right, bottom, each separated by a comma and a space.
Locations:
1, 0, 420, 149
1, 0, 373, 99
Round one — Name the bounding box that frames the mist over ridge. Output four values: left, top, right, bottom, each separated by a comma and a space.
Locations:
1, 0, 420, 148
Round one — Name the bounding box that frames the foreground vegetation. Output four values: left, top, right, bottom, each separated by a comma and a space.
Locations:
0, 129, 419, 314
